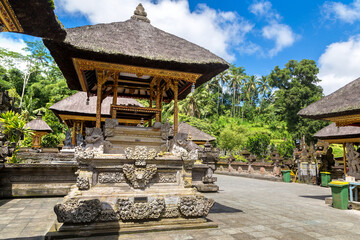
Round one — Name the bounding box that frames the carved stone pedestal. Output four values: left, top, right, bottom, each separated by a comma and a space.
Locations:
48, 146, 215, 238
192, 164, 219, 192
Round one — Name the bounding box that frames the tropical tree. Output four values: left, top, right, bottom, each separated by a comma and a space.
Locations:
0, 111, 33, 163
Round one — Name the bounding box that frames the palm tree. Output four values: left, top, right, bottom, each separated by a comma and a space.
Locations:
229, 66, 246, 117
216, 70, 230, 115
257, 75, 272, 113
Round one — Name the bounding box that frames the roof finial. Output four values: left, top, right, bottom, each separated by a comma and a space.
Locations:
131, 3, 150, 23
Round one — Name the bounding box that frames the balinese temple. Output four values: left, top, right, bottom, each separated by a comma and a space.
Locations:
24, 113, 52, 148
175, 121, 216, 145
42, 5, 228, 237
298, 77, 360, 179
43, 4, 228, 135
0, 0, 66, 40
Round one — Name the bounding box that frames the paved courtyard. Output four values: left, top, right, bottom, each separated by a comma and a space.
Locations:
1, 174, 360, 239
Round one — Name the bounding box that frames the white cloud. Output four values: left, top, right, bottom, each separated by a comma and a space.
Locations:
249, 1, 280, 21
322, 0, 360, 23
249, 1, 297, 57
0, 35, 27, 55
262, 23, 297, 57
56, 0, 254, 62
0, 34, 29, 71
318, 35, 360, 95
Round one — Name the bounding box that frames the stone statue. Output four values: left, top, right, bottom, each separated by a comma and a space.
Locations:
319, 147, 335, 172
169, 133, 199, 160
63, 130, 73, 148
85, 127, 104, 149
136, 118, 145, 127
346, 143, 360, 178
76, 132, 84, 148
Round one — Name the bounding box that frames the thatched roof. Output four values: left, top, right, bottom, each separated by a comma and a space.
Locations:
171, 122, 216, 142
314, 123, 360, 140
25, 114, 52, 132
50, 92, 143, 117
298, 77, 360, 120
2, 0, 66, 40
43, 4, 229, 100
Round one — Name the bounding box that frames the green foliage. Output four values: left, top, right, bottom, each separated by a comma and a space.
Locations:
245, 133, 271, 159
277, 139, 295, 159
0, 111, 33, 163
218, 125, 248, 151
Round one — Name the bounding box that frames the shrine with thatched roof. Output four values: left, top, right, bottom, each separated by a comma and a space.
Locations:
314, 123, 360, 144
298, 77, 360, 126
25, 113, 52, 148
43, 3, 229, 134
173, 122, 216, 145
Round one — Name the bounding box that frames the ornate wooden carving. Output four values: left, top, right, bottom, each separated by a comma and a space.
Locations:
72, 58, 201, 88
0, 0, 23, 32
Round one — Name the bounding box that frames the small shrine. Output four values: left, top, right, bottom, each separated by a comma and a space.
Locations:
299, 78, 360, 180
24, 113, 52, 149
44, 4, 229, 237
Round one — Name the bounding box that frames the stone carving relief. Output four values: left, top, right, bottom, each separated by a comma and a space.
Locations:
75, 169, 92, 190
74, 146, 94, 163
179, 196, 214, 217
125, 146, 157, 160
162, 204, 180, 218
123, 164, 157, 188
98, 172, 125, 183
346, 143, 360, 178
116, 198, 165, 220
158, 173, 177, 183
202, 168, 217, 184
76, 177, 90, 190
169, 133, 199, 160
104, 119, 118, 137
84, 127, 104, 154
54, 199, 101, 223
54, 196, 215, 223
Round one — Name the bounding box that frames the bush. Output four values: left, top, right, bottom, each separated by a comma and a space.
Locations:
277, 139, 295, 159
218, 125, 248, 151
245, 133, 271, 159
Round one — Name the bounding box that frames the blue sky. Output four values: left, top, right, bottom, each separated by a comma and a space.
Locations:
2, 0, 360, 95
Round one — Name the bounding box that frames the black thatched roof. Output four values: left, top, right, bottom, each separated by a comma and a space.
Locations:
3, 0, 66, 40
171, 122, 216, 142
25, 114, 52, 132
43, 5, 229, 100
298, 77, 360, 120
50, 92, 143, 117
314, 123, 360, 140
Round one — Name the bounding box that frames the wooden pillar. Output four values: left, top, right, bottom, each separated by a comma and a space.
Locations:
155, 80, 161, 122
96, 71, 105, 128
112, 73, 118, 119
343, 143, 347, 176
173, 80, 179, 134
72, 123, 76, 146
159, 91, 163, 122
80, 121, 84, 136
149, 86, 153, 127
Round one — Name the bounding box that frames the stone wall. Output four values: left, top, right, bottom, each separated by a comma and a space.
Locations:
216, 161, 274, 175
0, 163, 77, 197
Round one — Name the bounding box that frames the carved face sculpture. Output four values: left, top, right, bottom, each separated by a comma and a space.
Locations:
85, 128, 93, 136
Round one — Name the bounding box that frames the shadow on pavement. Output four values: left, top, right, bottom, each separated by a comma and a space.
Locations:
299, 195, 331, 200
210, 202, 243, 213
0, 199, 11, 207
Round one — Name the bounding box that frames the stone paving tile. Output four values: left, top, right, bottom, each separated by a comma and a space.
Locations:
1, 175, 360, 239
